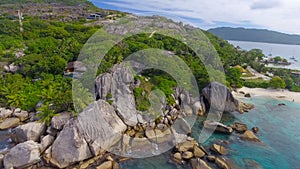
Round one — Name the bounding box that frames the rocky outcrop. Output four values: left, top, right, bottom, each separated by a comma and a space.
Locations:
0, 118, 20, 130
203, 120, 233, 134
3, 141, 41, 169
191, 158, 212, 169
241, 130, 261, 142
50, 119, 93, 168
12, 122, 46, 143
0, 154, 3, 169
202, 82, 254, 113
95, 64, 138, 126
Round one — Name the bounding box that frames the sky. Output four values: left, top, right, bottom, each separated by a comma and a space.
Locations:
90, 0, 300, 35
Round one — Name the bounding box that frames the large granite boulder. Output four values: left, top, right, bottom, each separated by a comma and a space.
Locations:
4, 141, 41, 169
191, 158, 212, 169
77, 100, 127, 156
12, 122, 46, 143
95, 64, 138, 126
0, 118, 20, 130
203, 120, 233, 134
50, 119, 92, 168
202, 82, 254, 113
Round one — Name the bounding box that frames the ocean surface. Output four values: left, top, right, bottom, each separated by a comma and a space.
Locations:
119, 97, 300, 169
229, 40, 300, 70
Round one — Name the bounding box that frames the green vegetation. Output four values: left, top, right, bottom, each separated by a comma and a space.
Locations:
269, 76, 286, 89
0, 2, 299, 124
243, 78, 270, 89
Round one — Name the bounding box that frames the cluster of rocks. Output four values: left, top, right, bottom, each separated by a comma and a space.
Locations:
170, 138, 232, 169
0, 108, 30, 130
0, 64, 258, 169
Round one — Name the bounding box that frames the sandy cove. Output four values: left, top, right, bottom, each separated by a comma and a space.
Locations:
233, 87, 300, 104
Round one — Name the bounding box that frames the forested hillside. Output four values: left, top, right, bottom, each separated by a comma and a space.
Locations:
208, 27, 300, 45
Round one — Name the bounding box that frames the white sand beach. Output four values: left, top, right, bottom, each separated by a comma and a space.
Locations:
233, 87, 300, 103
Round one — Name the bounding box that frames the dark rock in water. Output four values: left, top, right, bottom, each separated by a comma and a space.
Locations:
3, 141, 41, 169
244, 93, 251, 98
243, 158, 263, 169
204, 120, 233, 134
252, 127, 259, 133
206, 155, 216, 163
278, 103, 286, 106
241, 130, 261, 142
215, 158, 231, 169
239, 91, 245, 95
191, 158, 212, 169
231, 122, 248, 133
202, 82, 254, 113
210, 144, 228, 155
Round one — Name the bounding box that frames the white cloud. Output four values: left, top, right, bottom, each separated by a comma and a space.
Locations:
101, 0, 300, 34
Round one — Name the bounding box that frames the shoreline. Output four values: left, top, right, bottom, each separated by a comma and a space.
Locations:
233, 87, 300, 104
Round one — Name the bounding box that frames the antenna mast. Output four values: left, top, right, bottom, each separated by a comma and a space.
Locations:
18, 10, 24, 35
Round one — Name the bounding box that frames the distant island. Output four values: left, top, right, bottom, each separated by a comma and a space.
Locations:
208, 27, 300, 45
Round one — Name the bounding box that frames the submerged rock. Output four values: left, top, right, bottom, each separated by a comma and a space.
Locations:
191, 158, 212, 169
4, 141, 41, 169
172, 152, 182, 164
215, 158, 231, 169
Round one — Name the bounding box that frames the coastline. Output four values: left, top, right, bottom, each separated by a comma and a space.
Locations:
233, 87, 300, 103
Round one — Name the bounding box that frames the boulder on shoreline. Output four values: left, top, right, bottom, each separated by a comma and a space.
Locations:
204, 120, 233, 134
0, 118, 20, 130
12, 121, 46, 143
202, 82, 254, 113
3, 141, 41, 169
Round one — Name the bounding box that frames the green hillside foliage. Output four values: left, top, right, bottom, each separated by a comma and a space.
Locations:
209, 27, 300, 45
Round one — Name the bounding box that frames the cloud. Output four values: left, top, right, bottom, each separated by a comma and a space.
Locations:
93, 0, 300, 34
250, 0, 281, 10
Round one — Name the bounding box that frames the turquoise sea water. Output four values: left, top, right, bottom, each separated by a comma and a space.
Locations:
120, 97, 300, 169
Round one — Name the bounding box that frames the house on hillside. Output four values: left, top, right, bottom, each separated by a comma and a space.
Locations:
64, 61, 87, 78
